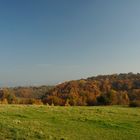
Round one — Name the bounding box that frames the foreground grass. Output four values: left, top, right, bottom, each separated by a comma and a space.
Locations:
0, 105, 139, 140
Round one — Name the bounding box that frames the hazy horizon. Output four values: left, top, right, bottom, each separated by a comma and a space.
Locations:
0, 0, 140, 86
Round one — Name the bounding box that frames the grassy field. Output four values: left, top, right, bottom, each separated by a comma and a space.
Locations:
0, 105, 139, 140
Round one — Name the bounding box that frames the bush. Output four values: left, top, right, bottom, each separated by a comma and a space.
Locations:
97, 95, 110, 105
129, 100, 140, 107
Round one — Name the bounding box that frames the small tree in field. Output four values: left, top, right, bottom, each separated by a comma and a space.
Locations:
65, 99, 70, 106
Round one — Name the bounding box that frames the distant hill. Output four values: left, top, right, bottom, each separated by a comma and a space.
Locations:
42, 73, 140, 106
0, 86, 53, 104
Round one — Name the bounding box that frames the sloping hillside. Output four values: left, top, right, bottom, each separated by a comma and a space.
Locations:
43, 73, 140, 106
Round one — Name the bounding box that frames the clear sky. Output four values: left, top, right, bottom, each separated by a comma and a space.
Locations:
0, 0, 140, 86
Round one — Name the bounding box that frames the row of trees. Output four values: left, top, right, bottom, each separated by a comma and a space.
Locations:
0, 86, 52, 105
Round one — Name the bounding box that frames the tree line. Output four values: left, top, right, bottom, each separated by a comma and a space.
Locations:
0, 73, 140, 106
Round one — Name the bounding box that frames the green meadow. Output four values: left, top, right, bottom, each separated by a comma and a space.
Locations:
0, 105, 139, 140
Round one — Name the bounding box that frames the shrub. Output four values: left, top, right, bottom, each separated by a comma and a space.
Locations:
129, 100, 140, 107
97, 95, 110, 105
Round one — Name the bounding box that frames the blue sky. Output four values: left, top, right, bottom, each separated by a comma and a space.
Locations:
0, 0, 140, 86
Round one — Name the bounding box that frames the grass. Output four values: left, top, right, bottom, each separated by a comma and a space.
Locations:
0, 105, 139, 140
